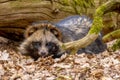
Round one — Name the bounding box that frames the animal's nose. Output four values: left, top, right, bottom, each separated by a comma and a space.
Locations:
41, 52, 47, 56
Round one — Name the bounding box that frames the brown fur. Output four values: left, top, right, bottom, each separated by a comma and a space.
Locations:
19, 23, 63, 60
25, 23, 62, 41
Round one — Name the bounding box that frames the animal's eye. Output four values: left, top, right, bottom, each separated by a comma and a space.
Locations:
46, 42, 56, 50
32, 42, 41, 49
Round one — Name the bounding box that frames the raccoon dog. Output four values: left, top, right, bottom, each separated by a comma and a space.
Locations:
19, 15, 106, 60
19, 23, 64, 60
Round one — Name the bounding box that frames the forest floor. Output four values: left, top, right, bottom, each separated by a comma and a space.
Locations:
0, 37, 120, 80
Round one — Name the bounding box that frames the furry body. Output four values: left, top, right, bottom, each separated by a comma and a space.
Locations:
19, 15, 106, 60
55, 15, 106, 53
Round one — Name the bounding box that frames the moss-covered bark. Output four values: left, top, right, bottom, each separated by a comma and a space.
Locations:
62, 0, 120, 52
103, 29, 120, 42
111, 39, 120, 51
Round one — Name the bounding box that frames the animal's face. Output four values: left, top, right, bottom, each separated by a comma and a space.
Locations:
29, 41, 59, 59
19, 24, 63, 60
26, 29, 61, 60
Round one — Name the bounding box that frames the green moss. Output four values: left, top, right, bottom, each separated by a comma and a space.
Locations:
61, 44, 66, 50
88, 2, 107, 34
10, 0, 42, 8
112, 39, 120, 51
60, 0, 70, 6
103, 29, 120, 42
89, 16, 103, 34
95, 4, 106, 16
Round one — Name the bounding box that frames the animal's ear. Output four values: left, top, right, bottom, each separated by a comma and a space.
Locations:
24, 26, 38, 38
48, 24, 62, 41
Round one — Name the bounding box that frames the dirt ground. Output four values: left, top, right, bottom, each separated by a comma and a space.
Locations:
0, 37, 120, 80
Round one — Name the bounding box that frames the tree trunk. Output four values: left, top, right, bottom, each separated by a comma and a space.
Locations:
0, 0, 75, 41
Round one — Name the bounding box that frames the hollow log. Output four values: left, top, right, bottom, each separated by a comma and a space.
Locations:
0, 0, 75, 41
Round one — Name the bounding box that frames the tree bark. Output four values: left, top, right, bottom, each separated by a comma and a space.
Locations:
103, 29, 120, 42
0, 0, 75, 41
